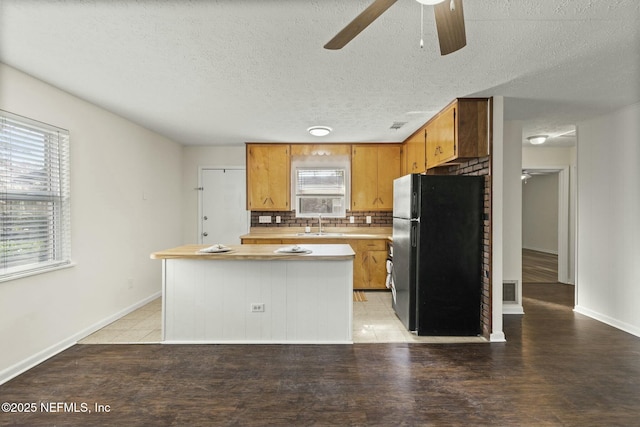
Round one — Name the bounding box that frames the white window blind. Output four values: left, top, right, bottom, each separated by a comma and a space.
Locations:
295, 168, 346, 195
1, 110, 71, 280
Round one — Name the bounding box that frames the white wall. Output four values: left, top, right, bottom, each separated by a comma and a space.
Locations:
522, 173, 559, 253
0, 64, 183, 383
490, 97, 505, 341
181, 146, 246, 243
575, 102, 640, 337
502, 120, 524, 315
522, 146, 576, 168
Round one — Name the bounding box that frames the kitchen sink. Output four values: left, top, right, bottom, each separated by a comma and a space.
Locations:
295, 232, 344, 237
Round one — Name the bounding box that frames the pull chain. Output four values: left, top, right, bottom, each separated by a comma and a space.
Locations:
420, 4, 424, 48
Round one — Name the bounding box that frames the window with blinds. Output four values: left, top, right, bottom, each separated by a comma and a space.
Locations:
1, 110, 71, 281
294, 167, 347, 218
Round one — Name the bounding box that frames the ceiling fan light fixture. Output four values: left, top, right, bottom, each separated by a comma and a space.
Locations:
307, 126, 332, 137
527, 135, 548, 145
416, 0, 446, 5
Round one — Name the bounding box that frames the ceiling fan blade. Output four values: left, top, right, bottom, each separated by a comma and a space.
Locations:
324, 0, 398, 50
433, 0, 466, 55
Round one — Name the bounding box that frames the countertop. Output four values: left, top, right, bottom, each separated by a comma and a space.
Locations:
240, 227, 392, 241
151, 244, 355, 261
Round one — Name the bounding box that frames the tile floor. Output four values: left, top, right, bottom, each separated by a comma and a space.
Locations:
79, 292, 486, 344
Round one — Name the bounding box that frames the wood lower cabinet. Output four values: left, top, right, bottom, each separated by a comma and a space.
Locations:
241, 238, 282, 244
354, 240, 388, 290
242, 237, 389, 290
425, 98, 489, 169
246, 144, 290, 211
351, 144, 402, 211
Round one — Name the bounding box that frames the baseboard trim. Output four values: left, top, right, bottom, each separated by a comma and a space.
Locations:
522, 246, 558, 255
574, 305, 640, 338
490, 331, 506, 342
0, 291, 161, 386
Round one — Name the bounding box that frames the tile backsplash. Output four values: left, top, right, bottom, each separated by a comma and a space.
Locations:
250, 210, 392, 228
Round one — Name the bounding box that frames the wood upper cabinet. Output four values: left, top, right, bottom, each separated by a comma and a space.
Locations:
351, 144, 402, 211
404, 127, 427, 174
425, 98, 489, 169
290, 144, 351, 157
246, 144, 290, 211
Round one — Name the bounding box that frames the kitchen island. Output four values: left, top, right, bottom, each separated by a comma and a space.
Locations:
151, 244, 355, 344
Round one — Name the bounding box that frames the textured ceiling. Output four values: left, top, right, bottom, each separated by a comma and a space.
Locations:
1, 0, 638, 147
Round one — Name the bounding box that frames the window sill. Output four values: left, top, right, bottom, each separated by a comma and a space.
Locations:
0, 262, 76, 284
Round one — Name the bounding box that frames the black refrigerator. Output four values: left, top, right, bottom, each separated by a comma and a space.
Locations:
392, 174, 483, 336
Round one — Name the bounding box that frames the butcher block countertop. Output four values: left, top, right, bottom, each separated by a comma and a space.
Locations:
151, 244, 355, 261
240, 227, 392, 241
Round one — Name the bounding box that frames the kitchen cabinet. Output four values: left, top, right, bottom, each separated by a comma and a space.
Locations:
152, 243, 354, 344
425, 98, 489, 169
242, 236, 390, 290
351, 144, 402, 211
241, 238, 282, 244
404, 127, 427, 174
246, 144, 290, 211
354, 240, 388, 290
290, 144, 351, 157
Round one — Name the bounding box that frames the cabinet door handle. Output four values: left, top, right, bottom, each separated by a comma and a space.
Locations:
378, 197, 383, 205
263, 198, 268, 205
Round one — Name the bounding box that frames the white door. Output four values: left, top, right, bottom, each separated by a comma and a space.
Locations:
200, 168, 248, 245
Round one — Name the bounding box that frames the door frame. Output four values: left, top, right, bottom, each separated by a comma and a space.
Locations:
197, 165, 248, 244
521, 166, 573, 284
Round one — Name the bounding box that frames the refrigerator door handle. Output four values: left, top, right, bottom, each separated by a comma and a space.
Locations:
410, 224, 418, 247
412, 192, 418, 218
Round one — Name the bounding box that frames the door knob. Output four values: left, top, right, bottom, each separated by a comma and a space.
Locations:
202, 232, 208, 237
203, 216, 208, 221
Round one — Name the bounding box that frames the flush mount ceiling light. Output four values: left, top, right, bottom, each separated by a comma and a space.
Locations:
415, 0, 447, 5
307, 126, 332, 137
527, 135, 548, 145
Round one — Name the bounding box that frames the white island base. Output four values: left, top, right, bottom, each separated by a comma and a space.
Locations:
153, 244, 354, 344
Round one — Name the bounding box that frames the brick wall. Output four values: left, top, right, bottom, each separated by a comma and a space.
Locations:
432, 156, 492, 339
250, 210, 392, 228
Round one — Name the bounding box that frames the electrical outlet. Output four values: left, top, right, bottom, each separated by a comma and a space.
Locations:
275, 216, 281, 223
258, 216, 272, 224
251, 303, 265, 312
349, 216, 355, 224
366, 215, 372, 224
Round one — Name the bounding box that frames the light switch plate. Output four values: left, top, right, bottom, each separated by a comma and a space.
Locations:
366, 216, 372, 224
349, 216, 355, 224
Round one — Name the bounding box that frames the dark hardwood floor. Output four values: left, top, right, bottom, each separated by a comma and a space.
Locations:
2, 265, 639, 426
522, 248, 559, 283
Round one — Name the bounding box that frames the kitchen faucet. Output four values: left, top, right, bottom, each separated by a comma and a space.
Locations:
318, 214, 323, 235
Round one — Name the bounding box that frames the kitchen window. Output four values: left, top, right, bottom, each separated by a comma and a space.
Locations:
292, 158, 349, 218
1, 110, 71, 281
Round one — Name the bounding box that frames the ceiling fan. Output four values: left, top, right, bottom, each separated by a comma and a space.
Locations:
324, 0, 466, 55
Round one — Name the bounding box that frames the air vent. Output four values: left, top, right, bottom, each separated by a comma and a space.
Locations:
503, 281, 518, 303
390, 121, 407, 130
